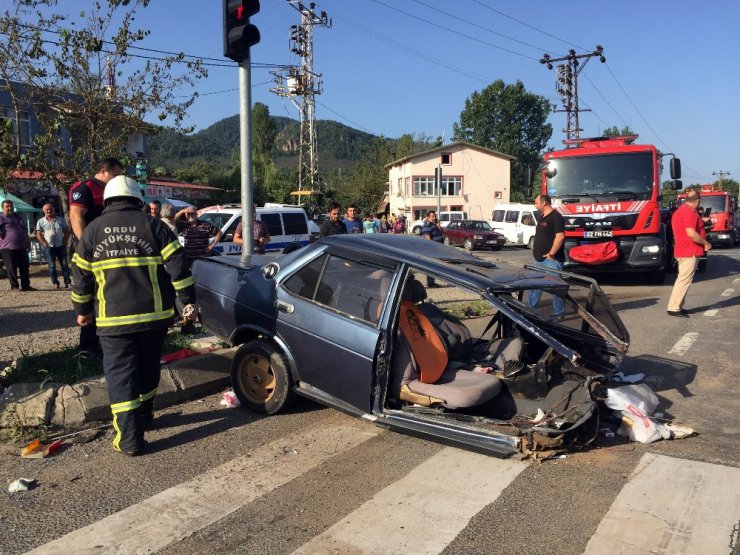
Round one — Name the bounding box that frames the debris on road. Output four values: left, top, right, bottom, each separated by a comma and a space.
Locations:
20, 438, 62, 459
606, 384, 696, 443
8, 478, 36, 494
220, 390, 241, 408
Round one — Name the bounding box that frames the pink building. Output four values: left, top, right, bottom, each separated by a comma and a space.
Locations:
385, 141, 514, 222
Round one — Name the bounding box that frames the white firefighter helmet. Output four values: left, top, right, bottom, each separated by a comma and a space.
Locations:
103, 175, 144, 203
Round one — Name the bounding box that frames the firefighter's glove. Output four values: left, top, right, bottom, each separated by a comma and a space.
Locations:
182, 303, 199, 323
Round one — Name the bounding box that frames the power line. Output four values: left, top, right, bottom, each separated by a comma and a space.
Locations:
410, 0, 552, 54
582, 74, 630, 129
330, 12, 491, 84
367, 0, 538, 60
316, 100, 378, 135
470, 0, 585, 51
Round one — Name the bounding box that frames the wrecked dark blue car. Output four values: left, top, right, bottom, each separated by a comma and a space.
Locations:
191, 234, 629, 459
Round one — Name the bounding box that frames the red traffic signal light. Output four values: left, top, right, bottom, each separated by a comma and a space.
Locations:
224, 0, 260, 62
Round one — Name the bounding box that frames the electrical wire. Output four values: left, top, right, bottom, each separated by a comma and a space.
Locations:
316, 100, 378, 135
367, 0, 538, 60
409, 0, 552, 54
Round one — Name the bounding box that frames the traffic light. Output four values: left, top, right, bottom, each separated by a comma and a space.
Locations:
223, 0, 260, 62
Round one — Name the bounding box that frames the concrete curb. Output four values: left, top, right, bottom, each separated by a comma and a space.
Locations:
0, 338, 236, 432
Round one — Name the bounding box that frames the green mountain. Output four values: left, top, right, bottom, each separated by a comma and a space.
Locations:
147, 115, 378, 173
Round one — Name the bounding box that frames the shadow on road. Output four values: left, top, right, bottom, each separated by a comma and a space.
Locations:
610, 297, 660, 311
617, 354, 698, 415
146, 396, 323, 454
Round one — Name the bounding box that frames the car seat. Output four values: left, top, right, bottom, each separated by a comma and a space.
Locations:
391, 277, 503, 409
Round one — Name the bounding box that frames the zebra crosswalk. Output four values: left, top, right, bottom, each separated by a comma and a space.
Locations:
25, 424, 740, 555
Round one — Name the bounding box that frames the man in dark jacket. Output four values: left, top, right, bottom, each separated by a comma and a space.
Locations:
320, 201, 348, 237
71, 176, 197, 456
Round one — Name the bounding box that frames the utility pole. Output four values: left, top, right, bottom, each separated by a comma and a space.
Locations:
271, 1, 331, 193
712, 170, 730, 189
540, 46, 605, 143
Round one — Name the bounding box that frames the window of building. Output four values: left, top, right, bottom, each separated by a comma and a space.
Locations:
494, 191, 503, 199
413, 176, 462, 197
404, 176, 410, 197
2, 108, 31, 147
397, 177, 403, 196
413, 176, 435, 196
441, 152, 452, 165
283, 253, 393, 324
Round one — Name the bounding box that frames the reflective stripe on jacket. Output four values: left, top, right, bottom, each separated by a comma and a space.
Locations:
71, 201, 196, 335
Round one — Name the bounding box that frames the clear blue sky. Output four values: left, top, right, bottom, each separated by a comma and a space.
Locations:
63, 1, 740, 183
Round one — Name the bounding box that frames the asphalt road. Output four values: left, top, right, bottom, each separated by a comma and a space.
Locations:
1, 246, 738, 555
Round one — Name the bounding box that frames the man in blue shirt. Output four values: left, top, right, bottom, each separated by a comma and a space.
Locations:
342, 204, 364, 234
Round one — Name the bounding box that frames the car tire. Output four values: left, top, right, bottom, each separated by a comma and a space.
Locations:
443, 236, 451, 245
231, 339, 295, 415
464, 238, 474, 251
412, 226, 422, 235
527, 237, 534, 250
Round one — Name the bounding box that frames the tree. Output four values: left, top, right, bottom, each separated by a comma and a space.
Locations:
0, 0, 205, 215
603, 125, 636, 143
452, 80, 552, 198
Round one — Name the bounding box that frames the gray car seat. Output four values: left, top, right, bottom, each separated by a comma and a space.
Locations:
391, 277, 505, 409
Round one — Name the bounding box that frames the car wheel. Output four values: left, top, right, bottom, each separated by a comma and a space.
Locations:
464, 238, 474, 251
231, 339, 295, 415
443, 236, 451, 245
412, 226, 422, 235
527, 237, 534, 249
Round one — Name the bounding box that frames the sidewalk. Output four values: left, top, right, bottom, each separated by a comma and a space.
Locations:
0, 335, 235, 431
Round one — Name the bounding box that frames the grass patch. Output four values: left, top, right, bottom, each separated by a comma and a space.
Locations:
2, 331, 195, 388
444, 300, 492, 319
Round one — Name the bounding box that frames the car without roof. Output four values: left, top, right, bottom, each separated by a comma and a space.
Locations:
191, 234, 630, 459
443, 219, 506, 251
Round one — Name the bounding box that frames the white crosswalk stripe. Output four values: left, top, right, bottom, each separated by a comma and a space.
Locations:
292, 447, 526, 555
584, 453, 740, 555
26, 425, 381, 555
26, 430, 740, 555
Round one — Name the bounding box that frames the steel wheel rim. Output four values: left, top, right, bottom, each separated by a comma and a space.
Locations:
238, 354, 276, 404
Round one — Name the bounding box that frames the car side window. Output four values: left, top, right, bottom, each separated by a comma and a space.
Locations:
521, 213, 535, 226
504, 211, 519, 223
284, 253, 393, 324
223, 216, 241, 242
492, 210, 505, 223
260, 213, 283, 237
283, 212, 308, 235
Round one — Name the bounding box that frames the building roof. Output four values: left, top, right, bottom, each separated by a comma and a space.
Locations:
385, 141, 516, 169
147, 178, 219, 191
0, 190, 42, 212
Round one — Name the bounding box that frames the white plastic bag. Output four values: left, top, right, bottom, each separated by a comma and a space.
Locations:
606, 384, 669, 444
605, 384, 659, 414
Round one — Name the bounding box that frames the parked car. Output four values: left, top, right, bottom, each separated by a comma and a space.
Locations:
196, 203, 319, 255
443, 220, 505, 251
410, 210, 467, 235
191, 234, 630, 459
490, 203, 539, 248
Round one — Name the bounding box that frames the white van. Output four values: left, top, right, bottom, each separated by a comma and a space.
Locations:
196, 203, 319, 255
490, 203, 539, 248
409, 210, 467, 235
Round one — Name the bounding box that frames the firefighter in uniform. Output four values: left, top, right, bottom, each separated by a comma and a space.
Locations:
71, 176, 198, 455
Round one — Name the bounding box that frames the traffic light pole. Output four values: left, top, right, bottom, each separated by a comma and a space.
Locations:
239, 58, 254, 263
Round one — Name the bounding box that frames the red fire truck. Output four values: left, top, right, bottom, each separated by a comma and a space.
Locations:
678, 184, 738, 248
542, 135, 681, 284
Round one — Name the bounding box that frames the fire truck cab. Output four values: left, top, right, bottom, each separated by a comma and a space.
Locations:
678, 184, 738, 248
542, 135, 681, 284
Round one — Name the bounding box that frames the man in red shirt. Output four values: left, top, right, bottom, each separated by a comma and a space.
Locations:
667, 190, 712, 317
